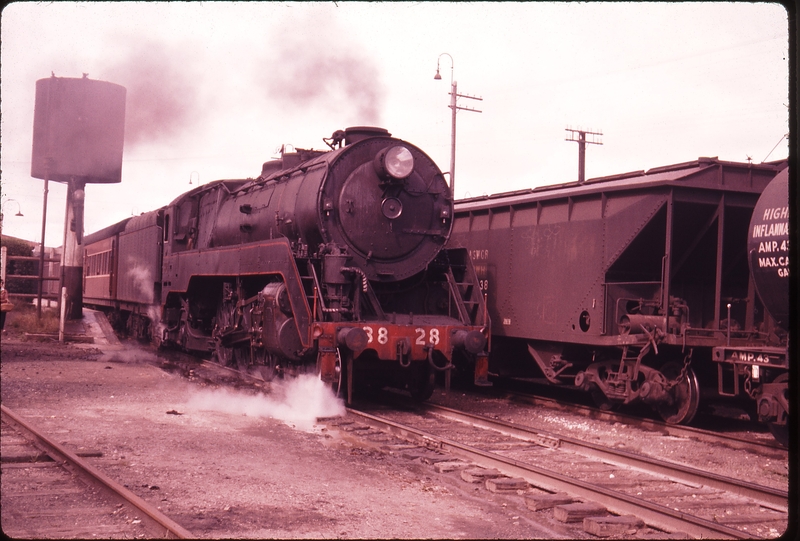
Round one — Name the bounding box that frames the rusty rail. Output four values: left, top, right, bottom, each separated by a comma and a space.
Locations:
1, 404, 193, 539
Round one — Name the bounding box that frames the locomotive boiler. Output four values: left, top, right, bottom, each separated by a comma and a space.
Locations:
83, 127, 489, 403
449, 157, 789, 443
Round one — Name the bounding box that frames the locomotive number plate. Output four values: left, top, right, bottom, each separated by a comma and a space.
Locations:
362, 326, 441, 346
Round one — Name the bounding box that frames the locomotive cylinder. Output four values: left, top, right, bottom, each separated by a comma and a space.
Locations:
259, 283, 302, 360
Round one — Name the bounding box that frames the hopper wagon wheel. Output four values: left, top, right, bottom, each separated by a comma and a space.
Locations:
590, 389, 618, 412
587, 365, 618, 411
656, 361, 700, 425
768, 373, 789, 447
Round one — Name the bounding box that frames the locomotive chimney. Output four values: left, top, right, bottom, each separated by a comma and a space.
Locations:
344, 126, 390, 146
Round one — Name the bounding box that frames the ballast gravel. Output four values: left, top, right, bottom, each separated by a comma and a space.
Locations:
1, 339, 580, 539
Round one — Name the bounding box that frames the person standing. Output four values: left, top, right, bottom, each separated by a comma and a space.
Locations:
0, 279, 10, 333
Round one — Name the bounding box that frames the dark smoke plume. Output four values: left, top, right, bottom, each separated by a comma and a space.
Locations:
91, 13, 385, 150
256, 13, 385, 125
97, 38, 203, 145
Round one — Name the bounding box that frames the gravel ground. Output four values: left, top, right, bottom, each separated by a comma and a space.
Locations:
0, 336, 577, 539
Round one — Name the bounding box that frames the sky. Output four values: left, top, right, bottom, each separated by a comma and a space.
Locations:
0, 2, 790, 247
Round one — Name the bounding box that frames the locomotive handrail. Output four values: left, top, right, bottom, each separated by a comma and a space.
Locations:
252, 156, 329, 190
306, 262, 328, 315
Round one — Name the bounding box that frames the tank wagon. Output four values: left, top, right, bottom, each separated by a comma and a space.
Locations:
83, 127, 489, 402
449, 157, 789, 443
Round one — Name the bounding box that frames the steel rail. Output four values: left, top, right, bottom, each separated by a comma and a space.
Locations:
1, 404, 193, 540
347, 407, 760, 539
500, 388, 786, 453
422, 403, 788, 512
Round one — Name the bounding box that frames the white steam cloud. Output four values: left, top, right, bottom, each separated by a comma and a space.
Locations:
99, 347, 160, 364
129, 263, 153, 299
127, 261, 165, 339
184, 374, 346, 432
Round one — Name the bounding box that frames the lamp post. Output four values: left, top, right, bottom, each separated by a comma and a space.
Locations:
0, 198, 24, 235
434, 53, 482, 200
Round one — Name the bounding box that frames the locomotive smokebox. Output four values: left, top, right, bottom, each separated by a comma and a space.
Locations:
31, 75, 126, 183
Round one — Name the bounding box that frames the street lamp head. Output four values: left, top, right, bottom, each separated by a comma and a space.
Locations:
434, 53, 453, 82
2, 198, 23, 217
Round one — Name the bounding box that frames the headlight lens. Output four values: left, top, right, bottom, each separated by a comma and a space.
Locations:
379, 145, 414, 180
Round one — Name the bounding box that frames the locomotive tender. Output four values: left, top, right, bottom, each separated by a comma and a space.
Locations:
449, 157, 789, 443
83, 127, 489, 402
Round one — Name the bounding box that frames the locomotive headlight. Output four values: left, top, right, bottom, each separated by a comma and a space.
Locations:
374, 145, 414, 181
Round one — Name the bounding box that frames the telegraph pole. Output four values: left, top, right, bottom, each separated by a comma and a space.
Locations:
565, 127, 603, 183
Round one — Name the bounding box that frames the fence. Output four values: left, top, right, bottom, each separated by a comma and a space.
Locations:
0, 245, 61, 306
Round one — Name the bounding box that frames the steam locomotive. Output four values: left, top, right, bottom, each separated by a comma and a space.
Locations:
83, 127, 490, 402
449, 158, 789, 444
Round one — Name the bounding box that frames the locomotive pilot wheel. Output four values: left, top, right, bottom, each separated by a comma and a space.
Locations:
329, 348, 345, 399
590, 389, 618, 412
408, 363, 436, 402
322, 348, 353, 403
655, 361, 700, 425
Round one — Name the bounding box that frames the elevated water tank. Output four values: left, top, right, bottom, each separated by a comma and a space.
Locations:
31, 75, 126, 184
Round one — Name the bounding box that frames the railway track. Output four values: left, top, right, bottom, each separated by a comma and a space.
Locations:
344, 400, 788, 539
149, 351, 789, 538
1, 404, 192, 539
491, 386, 785, 453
